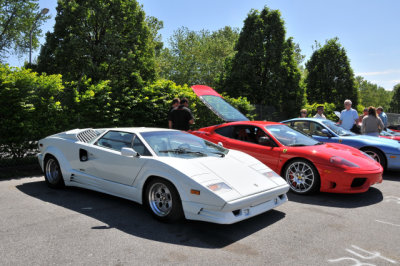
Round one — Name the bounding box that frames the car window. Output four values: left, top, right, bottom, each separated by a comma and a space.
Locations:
141, 131, 228, 158
132, 136, 152, 156
292, 121, 311, 135
265, 125, 319, 146
310, 122, 329, 137
215, 126, 235, 138
96, 131, 134, 151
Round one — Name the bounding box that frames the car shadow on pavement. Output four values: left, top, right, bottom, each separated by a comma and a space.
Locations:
17, 180, 286, 249
287, 187, 383, 208
383, 171, 400, 181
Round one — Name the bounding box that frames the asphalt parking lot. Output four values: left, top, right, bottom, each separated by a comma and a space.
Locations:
0, 173, 399, 266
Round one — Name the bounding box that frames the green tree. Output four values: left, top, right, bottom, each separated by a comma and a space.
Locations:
305, 38, 358, 108
389, 83, 400, 113
0, 0, 49, 60
37, 0, 156, 85
222, 7, 304, 119
158, 26, 239, 88
356, 76, 393, 110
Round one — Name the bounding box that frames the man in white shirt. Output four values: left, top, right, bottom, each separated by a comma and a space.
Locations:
314, 105, 326, 119
337, 99, 359, 130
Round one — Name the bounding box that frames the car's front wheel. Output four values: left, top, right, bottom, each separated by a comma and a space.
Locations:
283, 159, 320, 194
145, 178, 183, 222
361, 148, 386, 169
44, 155, 65, 188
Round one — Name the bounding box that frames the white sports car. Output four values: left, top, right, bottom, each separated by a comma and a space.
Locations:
38, 128, 289, 224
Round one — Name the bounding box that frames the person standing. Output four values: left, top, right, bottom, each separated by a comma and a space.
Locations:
376, 106, 388, 130
337, 99, 359, 131
299, 109, 308, 118
169, 98, 180, 113
168, 98, 194, 130
361, 106, 384, 137
313, 105, 326, 119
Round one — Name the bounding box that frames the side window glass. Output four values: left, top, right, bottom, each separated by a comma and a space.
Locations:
215, 126, 234, 138
311, 122, 328, 137
293, 121, 311, 135
96, 131, 133, 151
233, 126, 257, 143
133, 136, 152, 156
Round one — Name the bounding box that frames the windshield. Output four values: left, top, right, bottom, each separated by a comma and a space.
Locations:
265, 125, 320, 146
200, 95, 249, 122
140, 131, 228, 158
321, 120, 355, 136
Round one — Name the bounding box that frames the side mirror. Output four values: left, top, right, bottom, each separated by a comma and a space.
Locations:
121, 147, 139, 157
218, 142, 223, 147
321, 129, 331, 137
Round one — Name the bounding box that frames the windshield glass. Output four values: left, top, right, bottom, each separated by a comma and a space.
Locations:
265, 125, 319, 146
140, 131, 228, 158
200, 95, 249, 122
321, 120, 355, 136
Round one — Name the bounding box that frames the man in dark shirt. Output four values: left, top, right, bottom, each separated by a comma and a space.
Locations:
168, 98, 194, 130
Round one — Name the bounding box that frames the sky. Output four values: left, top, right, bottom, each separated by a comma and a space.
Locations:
6, 0, 400, 90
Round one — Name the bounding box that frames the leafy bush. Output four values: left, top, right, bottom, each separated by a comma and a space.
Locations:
303, 102, 338, 121
0, 65, 64, 158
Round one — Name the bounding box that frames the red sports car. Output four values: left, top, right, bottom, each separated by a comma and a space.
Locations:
190, 85, 383, 194
380, 129, 400, 142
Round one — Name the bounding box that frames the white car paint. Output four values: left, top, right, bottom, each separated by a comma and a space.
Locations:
38, 128, 289, 224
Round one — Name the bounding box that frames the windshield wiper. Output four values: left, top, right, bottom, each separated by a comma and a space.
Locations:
288, 144, 307, 147
159, 149, 207, 156
209, 151, 225, 157
314, 142, 324, 145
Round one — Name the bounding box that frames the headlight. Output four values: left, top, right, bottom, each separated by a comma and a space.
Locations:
329, 156, 359, 168
207, 182, 232, 193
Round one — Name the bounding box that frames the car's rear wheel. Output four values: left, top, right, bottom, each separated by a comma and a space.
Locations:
44, 156, 65, 188
145, 178, 183, 222
284, 159, 320, 194
361, 148, 386, 169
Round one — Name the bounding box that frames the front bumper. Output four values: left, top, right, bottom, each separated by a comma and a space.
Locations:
318, 165, 383, 193
182, 184, 289, 224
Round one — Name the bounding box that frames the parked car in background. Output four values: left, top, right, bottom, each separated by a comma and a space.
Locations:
190, 85, 383, 195
380, 128, 400, 142
282, 118, 400, 171
38, 127, 289, 224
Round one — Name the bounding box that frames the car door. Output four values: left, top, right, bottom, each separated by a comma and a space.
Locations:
83, 131, 148, 186
214, 125, 281, 172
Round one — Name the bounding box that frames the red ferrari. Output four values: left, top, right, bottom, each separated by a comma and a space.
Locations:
190, 85, 383, 194
380, 129, 400, 142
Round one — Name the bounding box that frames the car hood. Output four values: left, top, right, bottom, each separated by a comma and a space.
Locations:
157, 150, 288, 200
299, 143, 382, 170
191, 85, 249, 122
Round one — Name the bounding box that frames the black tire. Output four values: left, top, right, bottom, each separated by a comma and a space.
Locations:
283, 159, 320, 194
144, 177, 183, 222
44, 155, 65, 188
361, 148, 386, 169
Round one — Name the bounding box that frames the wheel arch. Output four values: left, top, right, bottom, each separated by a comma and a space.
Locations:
42, 146, 72, 182
141, 175, 183, 206
359, 146, 387, 169
280, 157, 320, 178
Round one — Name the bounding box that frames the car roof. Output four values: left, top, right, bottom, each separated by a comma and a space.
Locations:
283, 118, 328, 122
219, 121, 284, 126
99, 127, 179, 134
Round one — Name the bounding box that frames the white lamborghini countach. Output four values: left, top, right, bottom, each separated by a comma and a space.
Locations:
38, 128, 289, 224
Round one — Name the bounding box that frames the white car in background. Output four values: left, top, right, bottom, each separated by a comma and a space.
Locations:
38, 128, 289, 224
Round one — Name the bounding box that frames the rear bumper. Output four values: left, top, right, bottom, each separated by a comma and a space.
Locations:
318, 166, 383, 193
182, 184, 289, 224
